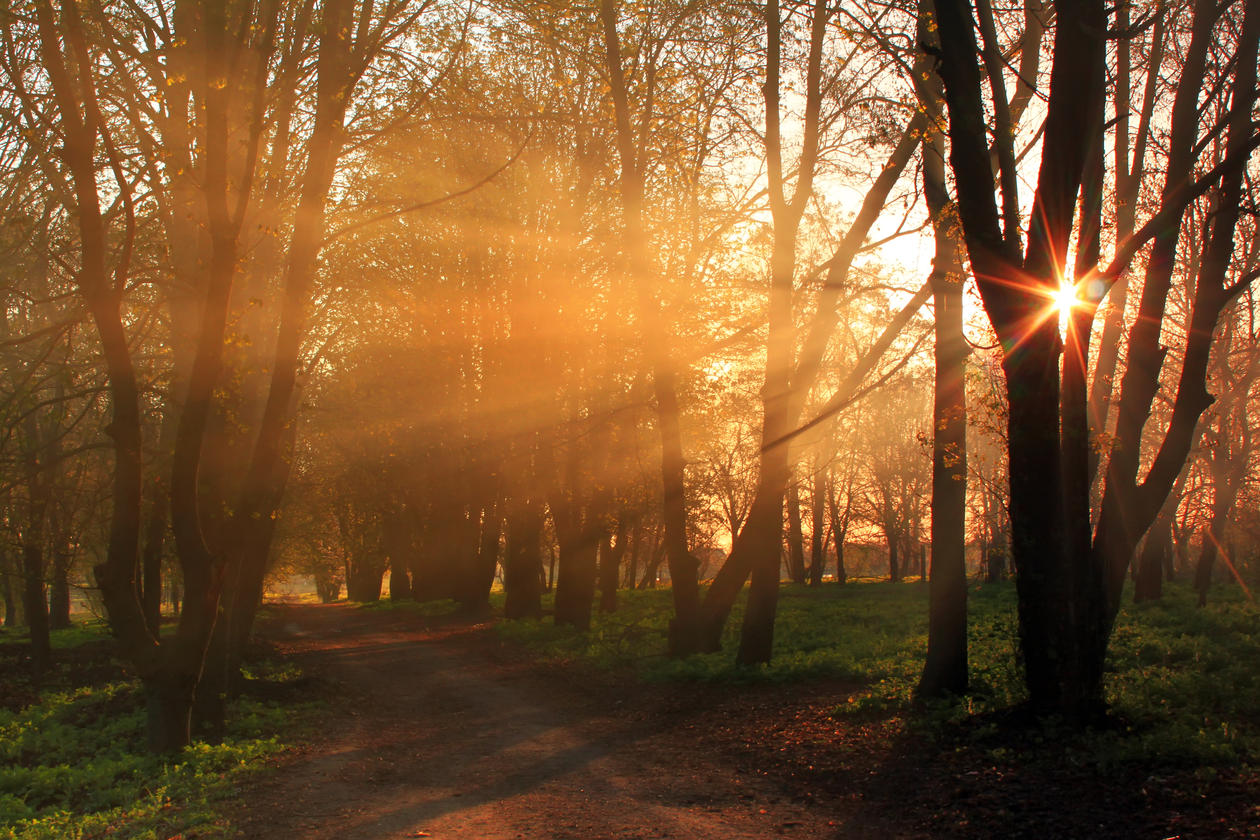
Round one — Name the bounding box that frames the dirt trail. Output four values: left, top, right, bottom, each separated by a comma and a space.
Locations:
234, 603, 860, 840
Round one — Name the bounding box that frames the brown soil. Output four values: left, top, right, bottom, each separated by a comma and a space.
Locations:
233, 603, 1260, 840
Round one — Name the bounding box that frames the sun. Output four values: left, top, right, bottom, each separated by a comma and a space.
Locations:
1053, 281, 1081, 314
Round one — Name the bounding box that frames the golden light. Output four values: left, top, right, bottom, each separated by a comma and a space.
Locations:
1053, 280, 1081, 314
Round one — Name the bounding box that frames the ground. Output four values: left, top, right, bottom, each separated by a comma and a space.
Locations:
233, 602, 1260, 840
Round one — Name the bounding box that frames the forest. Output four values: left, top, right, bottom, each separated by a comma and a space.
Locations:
2, 0, 1260, 836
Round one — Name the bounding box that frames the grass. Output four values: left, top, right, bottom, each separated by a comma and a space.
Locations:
0, 618, 112, 649
357, 597, 463, 617
0, 618, 314, 840
494, 580, 1260, 769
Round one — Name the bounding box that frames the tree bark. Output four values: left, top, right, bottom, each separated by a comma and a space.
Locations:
1134, 512, 1172, 603
553, 498, 600, 631
1, 552, 18, 627
460, 496, 501, 614
32, 0, 156, 707
934, 0, 1106, 715
49, 547, 72, 631
599, 518, 627, 613
808, 469, 825, 587
140, 481, 167, 636
786, 481, 806, 585
22, 545, 51, 674
211, 0, 361, 693
504, 500, 544, 620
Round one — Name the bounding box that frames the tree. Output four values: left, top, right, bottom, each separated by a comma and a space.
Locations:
932, 0, 1260, 715
700, 0, 934, 664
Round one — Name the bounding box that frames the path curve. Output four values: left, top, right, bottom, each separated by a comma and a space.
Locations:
233, 603, 859, 840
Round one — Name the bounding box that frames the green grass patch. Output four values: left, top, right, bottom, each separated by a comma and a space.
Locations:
0, 662, 314, 839
357, 597, 463, 618
0, 617, 112, 650
495, 580, 1260, 769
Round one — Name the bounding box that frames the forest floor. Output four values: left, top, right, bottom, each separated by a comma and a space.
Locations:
232, 601, 1260, 840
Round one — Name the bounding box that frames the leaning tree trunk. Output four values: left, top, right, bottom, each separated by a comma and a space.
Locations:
201, 0, 367, 717
695, 0, 930, 660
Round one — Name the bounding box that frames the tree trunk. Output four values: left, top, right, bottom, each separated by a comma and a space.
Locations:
554, 539, 598, 630
933, 0, 1114, 717
1090, 0, 1245, 637
918, 123, 969, 696
726, 0, 831, 665
599, 2, 700, 655
808, 469, 825, 587
827, 486, 848, 585
192, 625, 230, 744
693, 0, 930, 658
2, 551, 18, 627
141, 492, 166, 636
389, 560, 412, 601
1006, 338, 1086, 711
985, 543, 1007, 583
599, 519, 627, 613
786, 481, 806, 585
315, 573, 341, 603
22, 545, 51, 673
1134, 514, 1172, 603
553, 502, 600, 631
145, 671, 197, 754
640, 539, 664, 589
504, 501, 544, 620
626, 521, 642, 591
1195, 521, 1225, 607
460, 498, 500, 614
49, 548, 72, 631
733, 451, 791, 663
204, 0, 363, 715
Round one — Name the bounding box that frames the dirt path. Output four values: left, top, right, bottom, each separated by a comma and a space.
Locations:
233, 603, 860, 840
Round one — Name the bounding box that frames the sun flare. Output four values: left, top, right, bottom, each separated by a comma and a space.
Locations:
1053, 281, 1081, 314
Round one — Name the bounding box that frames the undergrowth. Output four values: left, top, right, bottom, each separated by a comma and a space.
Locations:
0, 619, 313, 840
